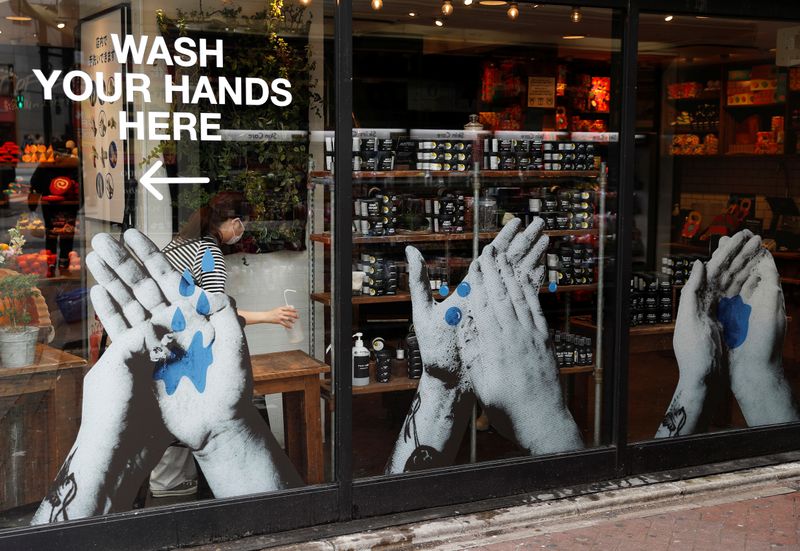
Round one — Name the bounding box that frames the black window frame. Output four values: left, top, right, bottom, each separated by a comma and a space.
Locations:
1, 1, 800, 548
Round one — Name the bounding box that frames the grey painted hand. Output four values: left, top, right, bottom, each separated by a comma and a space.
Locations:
88, 229, 301, 496
88, 229, 251, 452
720, 245, 798, 425
456, 228, 583, 454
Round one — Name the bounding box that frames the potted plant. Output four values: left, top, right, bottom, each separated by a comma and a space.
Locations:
0, 272, 40, 368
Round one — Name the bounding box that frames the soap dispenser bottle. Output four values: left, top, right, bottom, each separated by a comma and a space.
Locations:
352, 333, 370, 387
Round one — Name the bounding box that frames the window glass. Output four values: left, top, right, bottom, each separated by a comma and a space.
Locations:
631, 14, 800, 442
333, 3, 620, 476
0, 0, 333, 528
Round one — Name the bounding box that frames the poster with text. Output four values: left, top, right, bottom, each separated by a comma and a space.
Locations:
80, 8, 126, 223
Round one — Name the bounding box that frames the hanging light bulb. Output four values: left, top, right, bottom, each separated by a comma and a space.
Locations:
299, 0, 311, 5
507, 2, 519, 19
463, 0, 473, 5
570, 6, 582, 23
442, 0, 454, 16
57, 22, 66, 28
664, 14, 673, 22
434, 17, 444, 26
370, 0, 382, 10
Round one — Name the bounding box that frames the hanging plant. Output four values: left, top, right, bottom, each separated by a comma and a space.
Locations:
147, 0, 321, 252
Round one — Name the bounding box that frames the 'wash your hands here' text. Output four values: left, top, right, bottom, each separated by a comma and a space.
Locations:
32, 34, 293, 141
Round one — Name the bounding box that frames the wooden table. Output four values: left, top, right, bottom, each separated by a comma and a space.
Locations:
250, 350, 330, 485
0, 345, 86, 511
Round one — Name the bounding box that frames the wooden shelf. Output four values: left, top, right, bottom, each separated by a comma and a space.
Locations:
311, 291, 411, 306
667, 93, 721, 101
310, 170, 599, 180
571, 314, 674, 336
310, 228, 599, 246
321, 375, 419, 396
312, 283, 597, 305
726, 102, 785, 109
669, 125, 719, 134
558, 365, 596, 375
320, 363, 594, 398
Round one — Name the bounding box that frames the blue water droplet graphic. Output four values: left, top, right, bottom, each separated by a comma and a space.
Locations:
201, 247, 216, 273
439, 284, 449, 297
171, 308, 186, 332
444, 306, 463, 326
456, 282, 471, 297
196, 291, 211, 316
179, 269, 195, 297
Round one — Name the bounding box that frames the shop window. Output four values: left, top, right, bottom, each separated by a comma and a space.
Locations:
0, 0, 335, 529
631, 15, 800, 442
313, 4, 621, 477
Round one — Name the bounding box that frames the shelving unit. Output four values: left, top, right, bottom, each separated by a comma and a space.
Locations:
307, 135, 610, 456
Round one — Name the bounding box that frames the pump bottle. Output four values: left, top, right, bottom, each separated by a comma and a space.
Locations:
352, 332, 370, 386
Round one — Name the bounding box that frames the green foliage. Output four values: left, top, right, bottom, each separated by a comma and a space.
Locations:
0, 273, 38, 329
147, 0, 320, 252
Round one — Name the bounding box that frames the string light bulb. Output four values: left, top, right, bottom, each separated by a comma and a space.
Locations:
664, 14, 673, 21
570, 6, 582, 23
507, 2, 519, 19
434, 17, 444, 26
57, 22, 66, 28
442, 0, 454, 16
370, 0, 382, 10
463, 0, 473, 5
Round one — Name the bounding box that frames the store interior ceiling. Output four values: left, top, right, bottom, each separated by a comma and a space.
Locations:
0, 0, 793, 65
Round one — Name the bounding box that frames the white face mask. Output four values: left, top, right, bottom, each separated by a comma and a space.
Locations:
224, 218, 245, 245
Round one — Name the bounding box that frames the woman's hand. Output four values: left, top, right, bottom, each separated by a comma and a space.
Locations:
265, 305, 299, 328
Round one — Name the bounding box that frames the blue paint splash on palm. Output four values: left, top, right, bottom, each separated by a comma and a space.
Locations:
717, 295, 752, 349
153, 331, 214, 395
201, 248, 216, 273
439, 284, 449, 297
179, 269, 195, 297
456, 282, 471, 297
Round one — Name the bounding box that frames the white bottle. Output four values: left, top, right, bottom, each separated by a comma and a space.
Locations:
352, 332, 370, 387
283, 289, 304, 345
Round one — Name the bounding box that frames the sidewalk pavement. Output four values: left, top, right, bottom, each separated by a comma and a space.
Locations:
193, 461, 800, 551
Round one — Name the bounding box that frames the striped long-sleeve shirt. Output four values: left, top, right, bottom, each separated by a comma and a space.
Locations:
162, 236, 227, 294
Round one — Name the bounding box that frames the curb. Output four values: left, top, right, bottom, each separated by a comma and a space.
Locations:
271, 461, 800, 551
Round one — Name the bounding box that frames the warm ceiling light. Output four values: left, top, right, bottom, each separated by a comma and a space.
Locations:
57, 22, 66, 28
434, 17, 444, 26
6, 15, 32, 21
507, 2, 519, 19
478, 0, 507, 5
408, 11, 416, 16
370, 0, 382, 10
463, 0, 473, 5
562, 35, 585, 40
299, 0, 311, 5
696, 16, 708, 19
442, 0, 454, 16
570, 6, 582, 23
664, 15, 673, 21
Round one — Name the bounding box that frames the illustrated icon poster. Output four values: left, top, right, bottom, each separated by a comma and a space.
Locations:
80, 7, 126, 223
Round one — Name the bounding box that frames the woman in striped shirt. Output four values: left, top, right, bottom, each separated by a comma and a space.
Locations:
150, 191, 298, 497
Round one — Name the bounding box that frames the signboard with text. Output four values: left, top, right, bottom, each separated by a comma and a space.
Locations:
79, 7, 126, 223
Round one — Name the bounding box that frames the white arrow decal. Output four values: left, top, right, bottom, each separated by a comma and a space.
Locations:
140, 161, 210, 201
